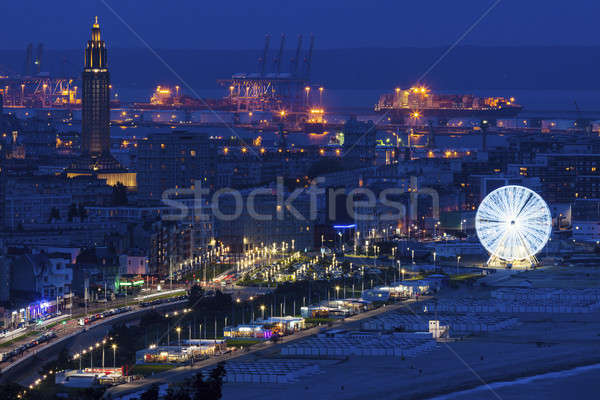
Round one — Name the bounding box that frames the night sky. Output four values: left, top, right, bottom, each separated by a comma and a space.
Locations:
2, 1, 598, 49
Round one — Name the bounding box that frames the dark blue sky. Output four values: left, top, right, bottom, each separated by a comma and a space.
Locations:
2, 1, 597, 49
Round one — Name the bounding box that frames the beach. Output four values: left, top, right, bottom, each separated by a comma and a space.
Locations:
220, 278, 600, 400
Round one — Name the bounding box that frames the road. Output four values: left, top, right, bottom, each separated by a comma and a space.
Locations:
0, 284, 270, 387
104, 299, 422, 399
0, 299, 189, 385
0, 287, 188, 364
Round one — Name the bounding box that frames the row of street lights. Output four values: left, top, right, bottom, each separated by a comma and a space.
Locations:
72, 338, 117, 370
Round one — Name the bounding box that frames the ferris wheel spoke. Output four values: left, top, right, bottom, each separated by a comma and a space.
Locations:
477, 218, 504, 224
478, 204, 504, 221
514, 192, 533, 218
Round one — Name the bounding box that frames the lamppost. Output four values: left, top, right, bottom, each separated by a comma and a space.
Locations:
102, 339, 106, 368
335, 285, 340, 300
176, 327, 181, 350
89, 346, 93, 368
401, 268, 405, 281
112, 344, 117, 368
457, 256, 461, 274
260, 305, 265, 320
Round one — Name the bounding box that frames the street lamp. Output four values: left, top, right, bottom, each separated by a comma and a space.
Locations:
89, 346, 93, 368
82, 350, 87, 369
176, 327, 181, 350
260, 305, 265, 320
112, 344, 117, 368
75, 353, 81, 370
457, 256, 461, 274
401, 268, 405, 281
335, 285, 340, 300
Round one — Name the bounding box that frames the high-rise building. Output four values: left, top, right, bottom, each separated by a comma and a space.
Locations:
82, 16, 110, 158
69, 17, 136, 188
136, 131, 214, 200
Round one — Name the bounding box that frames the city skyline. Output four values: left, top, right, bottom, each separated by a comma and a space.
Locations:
0, 5, 599, 400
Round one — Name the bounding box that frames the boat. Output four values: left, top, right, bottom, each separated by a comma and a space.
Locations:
375, 86, 522, 122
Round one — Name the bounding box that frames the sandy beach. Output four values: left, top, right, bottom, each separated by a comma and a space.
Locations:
220, 270, 600, 400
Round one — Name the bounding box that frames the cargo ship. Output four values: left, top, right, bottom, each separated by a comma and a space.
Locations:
375, 86, 522, 122
130, 85, 232, 110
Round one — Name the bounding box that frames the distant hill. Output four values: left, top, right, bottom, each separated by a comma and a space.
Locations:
0, 46, 598, 90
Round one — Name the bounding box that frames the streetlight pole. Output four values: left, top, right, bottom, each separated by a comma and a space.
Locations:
176, 327, 181, 351
112, 344, 117, 368
102, 340, 106, 368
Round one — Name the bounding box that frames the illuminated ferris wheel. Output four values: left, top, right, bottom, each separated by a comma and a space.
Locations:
476, 185, 552, 266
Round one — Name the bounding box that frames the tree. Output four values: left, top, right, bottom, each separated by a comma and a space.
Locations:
40, 347, 72, 375
188, 284, 205, 308
140, 383, 160, 400
207, 363, 226, 400
190, 363, 226, 400
0, 382, 24, 399
111, 182, 128, 206
164, 385, 191, 400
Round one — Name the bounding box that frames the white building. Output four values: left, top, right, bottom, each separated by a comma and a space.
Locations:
11, 253, 73, 299
119, 254, 148, 275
